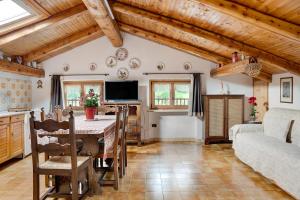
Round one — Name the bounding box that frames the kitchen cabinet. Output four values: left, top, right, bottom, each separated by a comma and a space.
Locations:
0, 114, 24, 164
0, 123, 10, 163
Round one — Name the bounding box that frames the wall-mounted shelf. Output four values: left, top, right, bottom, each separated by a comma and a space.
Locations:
0, 60, 45, 78
210, 60, 272, 83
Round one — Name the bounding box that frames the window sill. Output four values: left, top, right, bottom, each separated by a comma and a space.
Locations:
147, 109, 189, 113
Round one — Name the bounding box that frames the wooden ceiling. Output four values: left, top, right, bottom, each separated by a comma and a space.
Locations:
0, 0, 299, 80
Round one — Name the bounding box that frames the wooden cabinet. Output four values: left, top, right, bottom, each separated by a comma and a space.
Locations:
204, 95, 244, 144
0, 114, 24, 164
10, 121, 24, 157
0, 124, 10, 163
104, 102, 142, 146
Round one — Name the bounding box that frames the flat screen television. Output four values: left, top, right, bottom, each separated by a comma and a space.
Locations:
105, 81, 138, 101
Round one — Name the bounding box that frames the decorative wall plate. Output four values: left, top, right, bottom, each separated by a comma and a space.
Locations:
157, 62, 165, 71
63, 64, 70, 72
117, 67, 129, 80
89, 62, 97, 71
115, 48, 128, 61
105, 56, 117, 68
129, 57, 141, 69
183, 62, 192, 71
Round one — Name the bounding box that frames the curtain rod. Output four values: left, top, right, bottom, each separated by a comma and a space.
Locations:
49, 73, 109, 77
143, 72, 203, 75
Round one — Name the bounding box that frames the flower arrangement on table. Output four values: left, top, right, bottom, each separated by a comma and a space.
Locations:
84, 89, 100, 120
248, 96, 258, 121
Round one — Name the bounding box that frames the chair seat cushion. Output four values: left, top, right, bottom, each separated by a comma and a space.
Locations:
39, 156, 89, 170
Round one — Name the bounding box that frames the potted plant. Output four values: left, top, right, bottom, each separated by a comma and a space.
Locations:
84, 89, 99, 120
248, 96, 258, 121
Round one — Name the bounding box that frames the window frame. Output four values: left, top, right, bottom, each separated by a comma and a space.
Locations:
63, 80, 104, 110
150, 80, 191, 110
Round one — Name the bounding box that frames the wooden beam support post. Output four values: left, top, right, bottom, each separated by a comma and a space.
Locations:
23, 26, 104, 62
112, 3, 300, 76
196, 0, 300, 42
119, 23, 230, 64
0, 4, 88, 46
82, 0, 123, 47
0, 60, 45, 77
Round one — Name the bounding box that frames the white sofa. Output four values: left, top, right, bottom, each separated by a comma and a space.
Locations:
230, 108, 300, 199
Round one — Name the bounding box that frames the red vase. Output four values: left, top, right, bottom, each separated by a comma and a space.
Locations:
85, 107, 96, 120
232, 52, 239, 63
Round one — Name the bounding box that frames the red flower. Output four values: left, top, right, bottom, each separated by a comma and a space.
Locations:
248, 96, 257, 105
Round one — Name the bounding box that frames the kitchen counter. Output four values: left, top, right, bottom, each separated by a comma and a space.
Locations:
0, 111, 31, 118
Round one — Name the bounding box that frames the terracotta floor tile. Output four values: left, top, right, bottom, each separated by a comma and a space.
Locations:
0, 142, 295, 200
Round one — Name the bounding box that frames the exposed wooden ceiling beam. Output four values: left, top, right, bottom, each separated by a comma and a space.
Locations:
24, 0, 51, 17
210, 60, 272, 83
0, 4, 88, 47
196, 0, 300, 42
0, 60, 45, 78
119, 23, 230, 64
23, 25, 104, 62
112, 3, 300, 76
121, 23, 271, 82
82, 0, 123, 47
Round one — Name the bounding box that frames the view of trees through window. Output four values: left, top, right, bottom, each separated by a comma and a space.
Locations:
64, 81, 103, 108
151, 80, 190, 109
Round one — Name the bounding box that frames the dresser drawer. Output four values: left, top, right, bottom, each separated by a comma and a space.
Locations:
11, 115, 25, 123
0, 117, 10, 125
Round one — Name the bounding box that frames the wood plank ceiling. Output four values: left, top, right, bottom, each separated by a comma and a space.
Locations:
0, 0, 299, 79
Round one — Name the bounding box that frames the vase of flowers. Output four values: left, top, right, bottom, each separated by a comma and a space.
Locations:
84, 89, 99, 120
248, 96, 257, 121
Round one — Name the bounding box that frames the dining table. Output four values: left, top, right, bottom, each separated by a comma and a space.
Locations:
38, 114, 116, 193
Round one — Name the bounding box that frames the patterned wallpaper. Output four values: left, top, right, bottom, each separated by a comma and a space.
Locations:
0, 77, 32, 111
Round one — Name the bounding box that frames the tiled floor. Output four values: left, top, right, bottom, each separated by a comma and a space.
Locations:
0, 142, 294, 200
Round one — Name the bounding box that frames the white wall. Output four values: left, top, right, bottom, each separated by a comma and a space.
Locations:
269, 73, 300, 110
31, 32, 253, 141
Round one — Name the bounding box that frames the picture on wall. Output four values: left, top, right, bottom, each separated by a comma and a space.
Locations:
280, 77, 293, 103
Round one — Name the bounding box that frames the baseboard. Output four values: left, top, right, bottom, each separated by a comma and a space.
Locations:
143, 138, 203, 144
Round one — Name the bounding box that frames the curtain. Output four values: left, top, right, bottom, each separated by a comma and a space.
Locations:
50, 75, 63, 112
192, 73, 203, 117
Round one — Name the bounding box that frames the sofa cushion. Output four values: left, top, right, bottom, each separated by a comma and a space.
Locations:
291, 120, 300, 147
263, 117, 292, 142
233, 132, 300, 199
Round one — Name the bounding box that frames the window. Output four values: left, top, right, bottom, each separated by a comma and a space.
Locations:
63, 81, 104, 109
0, 0, 33, 26
150, 80, 190, 110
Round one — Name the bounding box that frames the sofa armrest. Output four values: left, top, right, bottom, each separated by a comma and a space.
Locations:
229, 124, 264, 140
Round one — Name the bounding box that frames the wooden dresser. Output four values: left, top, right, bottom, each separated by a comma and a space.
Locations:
103, 102, 142, 146
204, 95, 244, 144
0, 114, 24, 164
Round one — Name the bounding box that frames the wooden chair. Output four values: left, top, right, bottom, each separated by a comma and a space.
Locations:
122, 105, 129, 170
29, 111, 93, 200
95, 107, 123, 190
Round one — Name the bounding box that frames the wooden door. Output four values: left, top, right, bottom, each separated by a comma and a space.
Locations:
205, 96, 226, 144
0, 124, 10, 163
10, 121, 24, 157
227, 96, 244, 139
253, 79, 269, 121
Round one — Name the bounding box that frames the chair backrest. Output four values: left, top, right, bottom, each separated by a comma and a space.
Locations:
103, 107, 122, 157
121, 105, 129, 140
40, 107, 45, 121
98, 105, 118, 115
123, 105, 129, 138
29, 111, 77, 170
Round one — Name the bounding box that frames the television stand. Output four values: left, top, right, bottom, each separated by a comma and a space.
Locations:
103, 101, 142, 146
